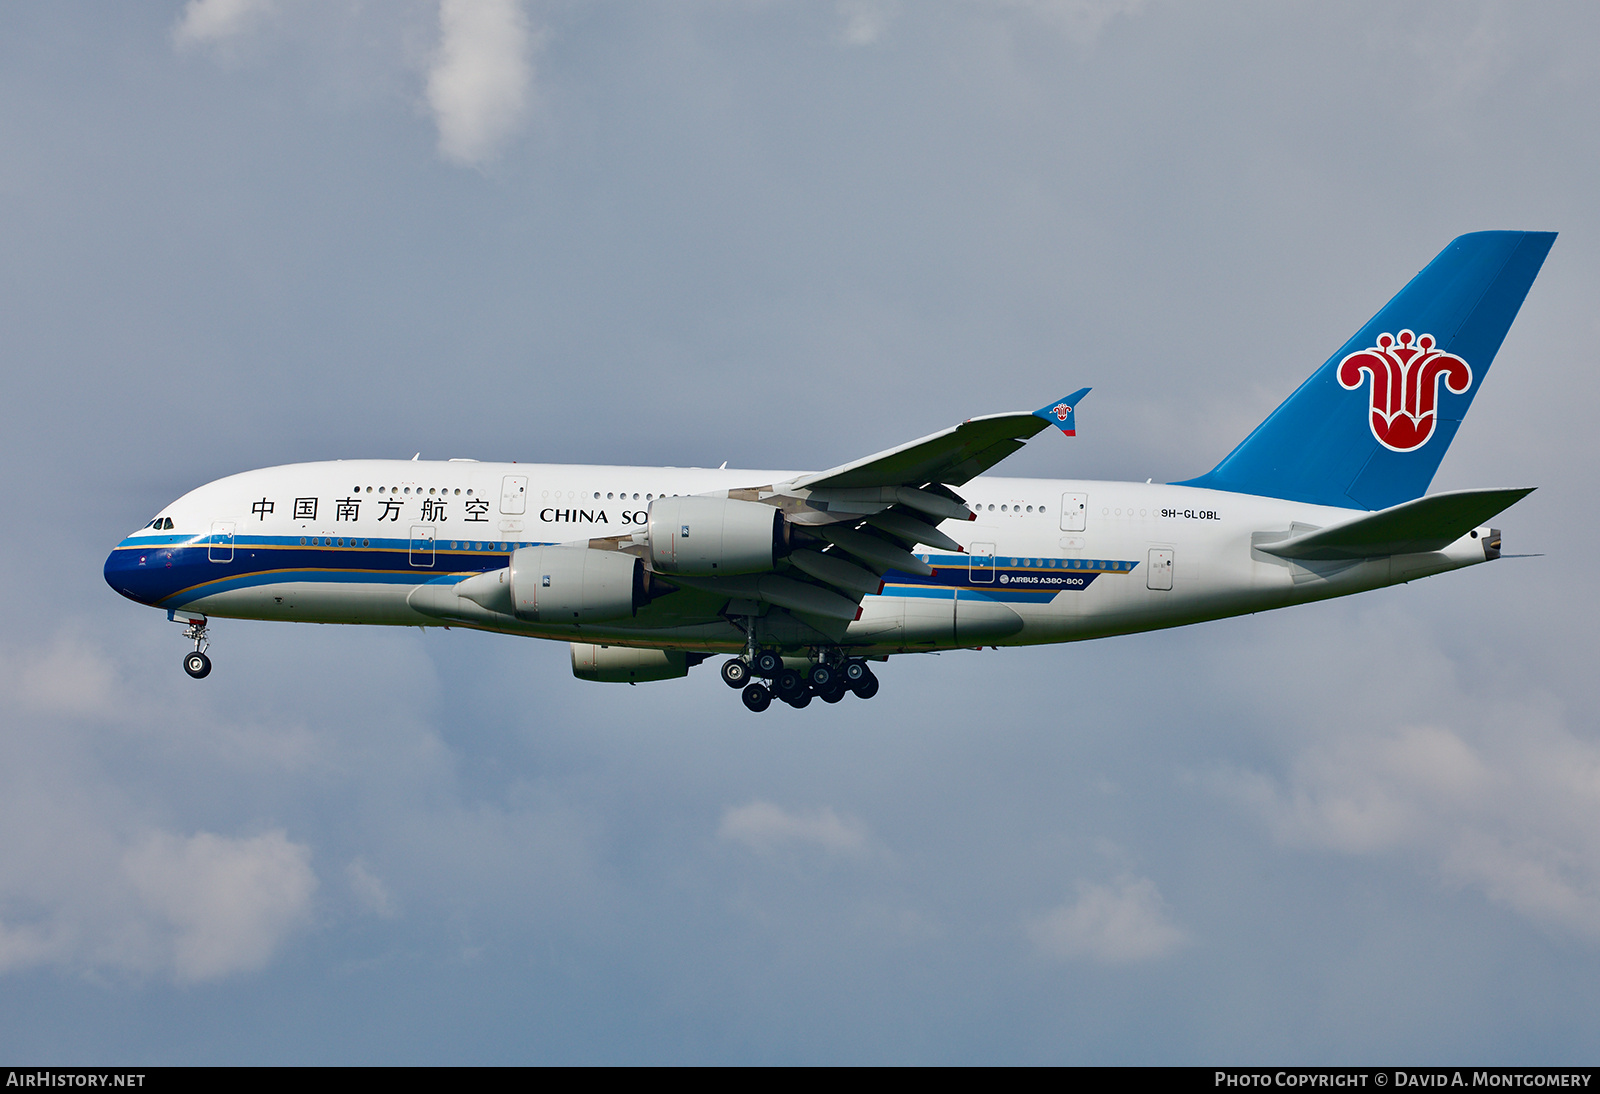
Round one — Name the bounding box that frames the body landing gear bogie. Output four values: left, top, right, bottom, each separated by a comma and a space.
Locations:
741, 682, 772, 712
732, 646, 882, 712
721, 658, 751, 688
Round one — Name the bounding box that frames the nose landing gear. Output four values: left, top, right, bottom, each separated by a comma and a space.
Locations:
177, 614, 212, 679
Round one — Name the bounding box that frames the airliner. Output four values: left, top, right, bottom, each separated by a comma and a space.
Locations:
105, 231, 1554, 712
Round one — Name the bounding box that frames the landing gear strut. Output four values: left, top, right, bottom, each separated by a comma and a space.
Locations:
180, 616, 212, 679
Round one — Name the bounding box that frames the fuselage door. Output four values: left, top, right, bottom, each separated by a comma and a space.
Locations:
410, 525, 436, 568
1147, 547, 1173, 590
969, 541, 996, 584
208, 521, 235, 563
1060, 492, 1087, 532
501, 475, 528, 515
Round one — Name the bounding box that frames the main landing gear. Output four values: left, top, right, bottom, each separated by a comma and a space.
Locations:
179, 616, 212, 679
724, 649, 880, 712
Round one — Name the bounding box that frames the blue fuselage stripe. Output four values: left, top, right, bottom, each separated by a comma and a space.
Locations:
105, 541, 1138, 609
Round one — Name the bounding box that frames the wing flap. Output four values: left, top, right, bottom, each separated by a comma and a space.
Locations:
1257, 487, 1534, 560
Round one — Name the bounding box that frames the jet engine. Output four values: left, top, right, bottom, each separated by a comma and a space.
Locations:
507, 545, 648, 623
646, 496, 791, 575
570, 642, 706, 683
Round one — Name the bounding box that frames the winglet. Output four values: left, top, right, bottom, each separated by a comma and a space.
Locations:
1033, 388, 1091, 436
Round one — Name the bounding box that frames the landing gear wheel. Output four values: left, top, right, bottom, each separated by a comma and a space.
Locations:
820, 685, 847, 704
741, 683, 772, 712
774, 669, 806, 701
850, 671, 879, 700
754, 650, 782, 677
183, 651, 212, 679
809, 663, 835, 690
785, 691, 813, 709
721, 659, 751, 688
843, 659, 868, 684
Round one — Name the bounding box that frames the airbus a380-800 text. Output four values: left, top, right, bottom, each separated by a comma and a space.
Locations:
106, 232, 1554, 712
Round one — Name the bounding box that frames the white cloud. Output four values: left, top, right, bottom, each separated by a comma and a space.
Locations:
1219, 717, 1600, 942
121, 829, 317, 982
837, 0, 897, 47
975, 0, 1145, 43
172, 0, 274, 50
347, 859, 399, 919
426, 0, 537, 168
1027, 875, 1187, 963
0, 828, 316, 983
0, 633, 121, 719
719, 801, 871, 859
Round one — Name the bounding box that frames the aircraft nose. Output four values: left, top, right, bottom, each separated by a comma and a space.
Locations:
104, 540, 168, 606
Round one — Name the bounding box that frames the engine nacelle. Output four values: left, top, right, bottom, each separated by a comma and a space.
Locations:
508, 546, 644, 623
646, 496, 789, 575
570, 642, 705, 683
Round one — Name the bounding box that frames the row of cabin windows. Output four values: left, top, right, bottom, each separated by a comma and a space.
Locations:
297, 537, 530, 551
350, 486, 472, 496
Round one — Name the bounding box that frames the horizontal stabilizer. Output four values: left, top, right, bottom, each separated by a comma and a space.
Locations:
1256, 487, 1534, 560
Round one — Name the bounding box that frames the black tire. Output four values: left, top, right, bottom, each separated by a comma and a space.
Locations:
851, 672, 879, 700
721, 659, 750, 688
741, 683, 772, 712
785, 691, 812, 709
820, 685, 846, 704
754, 650, 782, 677
183, 651, 212, 679
843, 659, 867, 683
774, 668, 805, 700
809, 663, 835, 690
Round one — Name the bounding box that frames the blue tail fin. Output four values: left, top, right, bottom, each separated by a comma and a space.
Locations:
1176, 231, 1555, 510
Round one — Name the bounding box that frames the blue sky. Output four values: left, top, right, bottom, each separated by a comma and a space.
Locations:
2, 0, 1598, 1063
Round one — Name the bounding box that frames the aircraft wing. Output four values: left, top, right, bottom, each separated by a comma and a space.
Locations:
649, 392, 1091, 631
784, 388, 1092, 493
587, 391, 1093, 634
786, 413, 1049, 492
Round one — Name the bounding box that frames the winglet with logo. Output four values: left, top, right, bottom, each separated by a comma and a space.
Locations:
1033, 388, 1091, 436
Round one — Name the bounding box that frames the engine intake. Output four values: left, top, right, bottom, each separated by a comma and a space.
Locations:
646, 496, 790, 575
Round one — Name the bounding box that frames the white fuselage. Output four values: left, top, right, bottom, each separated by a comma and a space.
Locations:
104, 459, 1493, 656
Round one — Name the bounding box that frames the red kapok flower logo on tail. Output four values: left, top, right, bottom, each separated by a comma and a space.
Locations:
1337, 330, 1472, 452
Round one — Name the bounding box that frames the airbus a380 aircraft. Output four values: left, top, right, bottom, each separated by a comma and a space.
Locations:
106, 231, 1554, 712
